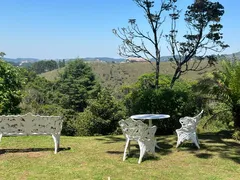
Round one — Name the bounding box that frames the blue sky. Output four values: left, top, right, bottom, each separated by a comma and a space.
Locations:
0, 0, 239, 59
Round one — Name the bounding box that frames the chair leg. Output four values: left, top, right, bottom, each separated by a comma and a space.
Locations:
176, 135, 182, 148
138, 141, 146, 164
176, 132, 182, 148
192, 135, 200, 149
176, 138, 181, 148
0, 134, 2, 142
128, 140, 131, 153
196, 135, 200, 144
123, 139, 130, 161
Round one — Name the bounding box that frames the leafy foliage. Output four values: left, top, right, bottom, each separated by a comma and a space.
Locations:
70, 89, 126, 136
0, 60, 23, 115
19, 59, 103, 135
56, 59, 100, 112
167, 0, 229, 87
20, 75, 58, 115
123, 73, 201, 134
194, 58, 240, 130
31, 60, 58, 74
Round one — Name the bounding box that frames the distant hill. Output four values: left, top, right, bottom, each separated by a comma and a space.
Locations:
222, 51, 240, 59
4, 58, 39, 63
83, 56, 172, 62
40, 60, 220, 97
84, 57, 125, 63
4, 51, 240, 65
2, 55, 178, 64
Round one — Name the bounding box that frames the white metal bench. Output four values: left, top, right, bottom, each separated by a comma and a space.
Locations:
119, 118, 157, 164
176, 110, 204, 149
0, 113, 63, 154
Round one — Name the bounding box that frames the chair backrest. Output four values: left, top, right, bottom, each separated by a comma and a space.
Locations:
179, 110, 204, 131
140, 125, 157, 141
193, 110, 204, 124
119, 118, 149, 140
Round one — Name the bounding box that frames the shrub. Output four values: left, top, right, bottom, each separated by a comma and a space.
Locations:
123, 73, 202, 134
0, 60, 23, 115
68, 89, 126, 136
232, 130, 240, 141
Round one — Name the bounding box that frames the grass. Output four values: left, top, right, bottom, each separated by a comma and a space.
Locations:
0, 131, 239, 180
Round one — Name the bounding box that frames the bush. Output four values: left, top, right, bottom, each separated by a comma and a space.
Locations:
123, 73, 202, 134
61, 109, 79, 136
67, 89, 126, 136
232, 129, 240, 141
0, 60, 23, 115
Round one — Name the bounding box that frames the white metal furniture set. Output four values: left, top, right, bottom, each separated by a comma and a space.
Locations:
0, 111, 204, 163
119, 111, 204, 163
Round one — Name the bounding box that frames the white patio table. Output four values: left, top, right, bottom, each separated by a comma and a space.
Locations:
130, 114, 170, 127
130, 114, 170, 149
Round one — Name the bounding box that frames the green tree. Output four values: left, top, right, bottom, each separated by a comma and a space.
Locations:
20, 75, 55, 114
195, 59, 240, 129
31, 60, 58, 74
56, 59, 100, 112
58, 59, 66, 68
167, 0, 229, 88
123, 73, 200, 134
73, 89, 126, 136
0, 59, 23, 114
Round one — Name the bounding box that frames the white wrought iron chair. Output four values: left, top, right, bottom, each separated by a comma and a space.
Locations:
176, 110, 204, 149
119, 118, 157, 164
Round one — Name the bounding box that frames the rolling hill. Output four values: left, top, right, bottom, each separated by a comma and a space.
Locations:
40, 60, 219, 96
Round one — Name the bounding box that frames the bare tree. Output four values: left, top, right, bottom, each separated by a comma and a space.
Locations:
166, 0, 229, 88
113, 0, 176, 89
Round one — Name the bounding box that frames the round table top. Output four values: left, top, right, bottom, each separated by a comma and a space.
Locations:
130, 114, 170, 120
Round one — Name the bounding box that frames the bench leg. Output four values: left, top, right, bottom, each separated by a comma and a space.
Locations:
52, 134, 60, 154
0, 134, 2, 142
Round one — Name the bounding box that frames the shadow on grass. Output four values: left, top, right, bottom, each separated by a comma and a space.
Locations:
106, 150, 123, 155
0, 147, 71, 155
97, 130, 240, 164
116, 148, 160, 163
176, 130, 240, 164
198, 130, 240, 164
155, 135, 174, 156
95, 136, 125, 144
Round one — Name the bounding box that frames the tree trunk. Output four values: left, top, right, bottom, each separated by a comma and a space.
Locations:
170, 67, 181, 89
155, 61, 160, 89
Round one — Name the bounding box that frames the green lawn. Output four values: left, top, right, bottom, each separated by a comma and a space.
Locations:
0, 131, 239, 180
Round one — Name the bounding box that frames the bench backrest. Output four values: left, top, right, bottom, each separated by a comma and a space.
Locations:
0, 113, 63, 135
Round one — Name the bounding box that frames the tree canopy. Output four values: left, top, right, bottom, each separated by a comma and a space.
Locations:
0, 59, 23, 114
113, 0, 228, 88
56, 59, 100, 112
167, 0, 229, 87
195, 58, 240, 129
